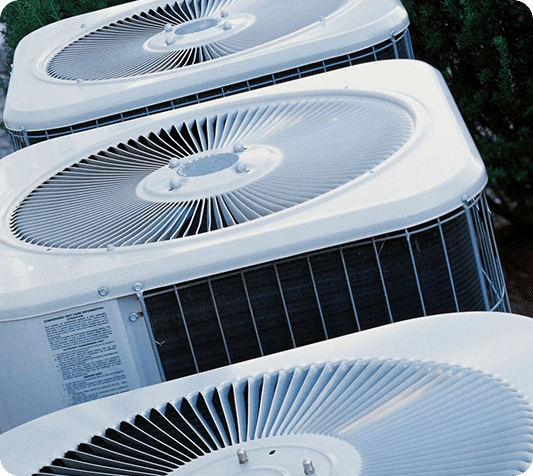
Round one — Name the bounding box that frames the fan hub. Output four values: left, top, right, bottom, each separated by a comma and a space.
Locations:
136, 145, 282, 202
173, 435, 361, 476
144, 14, 255, 52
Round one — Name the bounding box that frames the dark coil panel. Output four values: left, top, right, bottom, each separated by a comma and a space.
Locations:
144, 194, 508, 383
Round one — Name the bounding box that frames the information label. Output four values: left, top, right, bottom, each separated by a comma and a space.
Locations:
42, 302, 138, 406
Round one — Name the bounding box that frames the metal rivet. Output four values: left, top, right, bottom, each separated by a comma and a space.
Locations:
164, 23, 173, 32
222, 21, 232, 30
98, 287, 109, 297
303, 459, 315, 474
237, 448, 248, 465
106, 244, 115, 252
133, 282, 143, 293
165, 36, 176, 45
129, 312, 140, 322
169, 158, 179, 169
233, 143, 245, 153
221, 10, 229, 18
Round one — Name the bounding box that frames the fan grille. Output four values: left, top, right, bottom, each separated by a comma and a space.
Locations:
10, 96, 414, 249
32, 358, 533, 475
47, 0, 349, 81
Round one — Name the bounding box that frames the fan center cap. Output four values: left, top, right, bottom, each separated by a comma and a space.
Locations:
173, 435, 361, 476
174, 18, 220, 35
177, 152, 239, 177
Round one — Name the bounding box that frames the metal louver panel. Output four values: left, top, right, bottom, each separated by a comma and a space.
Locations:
47, 0, 348, 81
32, 358, 533, 476
10, 96, 414, 249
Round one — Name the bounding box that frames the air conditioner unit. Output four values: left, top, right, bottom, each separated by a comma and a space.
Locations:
0, 61, 509, 433
1, 312, 532, 475
3, 0, 414, 150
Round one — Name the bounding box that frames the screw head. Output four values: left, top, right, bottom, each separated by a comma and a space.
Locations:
129, 312, 140, 322
133, 282, 143, 293
98, 287, 109, 297
164, 23, 173, 32
222, 21, 232, 31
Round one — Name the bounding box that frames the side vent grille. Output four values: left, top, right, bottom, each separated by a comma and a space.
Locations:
32, 358, 533, 476
144, 193, 509, 381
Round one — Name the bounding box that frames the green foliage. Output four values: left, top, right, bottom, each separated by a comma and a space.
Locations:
402, 0, 533, 224
0, 0, 134, 51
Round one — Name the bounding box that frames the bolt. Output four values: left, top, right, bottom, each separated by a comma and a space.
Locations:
169, 177, 182, 190
133, 282, 143, 293
233, 143, 245, 153
237, 448, 248, 465
235, 162, 248, 174
106, 244, 115, 252
222, 21, 232, 31
169, 158, 179, 169
164, 23, 173, 32
165, 36, 176, 46
303, 459, 315, 475
98, 287, 109, 297
221, 10, 229, 18
129, 312, 140, 322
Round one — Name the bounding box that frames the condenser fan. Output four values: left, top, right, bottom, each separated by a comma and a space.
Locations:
47, 0, 348, 81
30, 357, 533, 476
10, 95, 414, 249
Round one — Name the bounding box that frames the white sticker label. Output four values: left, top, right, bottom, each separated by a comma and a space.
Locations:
42, 302, 139, 406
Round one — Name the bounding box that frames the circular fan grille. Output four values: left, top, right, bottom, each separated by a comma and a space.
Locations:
11, 96, 413, 249
47, 0, 348, 80
32, 358, 533, 476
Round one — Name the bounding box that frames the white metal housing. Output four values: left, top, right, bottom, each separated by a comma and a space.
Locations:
4, 0, 412, 148
0, 61, 508, 432
1, 312, 532, 476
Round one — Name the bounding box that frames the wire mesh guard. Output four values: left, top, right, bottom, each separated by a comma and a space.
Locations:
31, 358, 533, 476
144, 193, 509, 382
10, 96, 414, 248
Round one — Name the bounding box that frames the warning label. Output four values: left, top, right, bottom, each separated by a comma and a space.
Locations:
42, 304, 136, 406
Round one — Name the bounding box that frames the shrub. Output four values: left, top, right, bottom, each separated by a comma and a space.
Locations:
402, 0, 533, 225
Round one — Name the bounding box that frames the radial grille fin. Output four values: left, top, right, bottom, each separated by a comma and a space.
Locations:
11, 96, 414, 249
32, 358, 533, 475
47, 0, 348, 80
